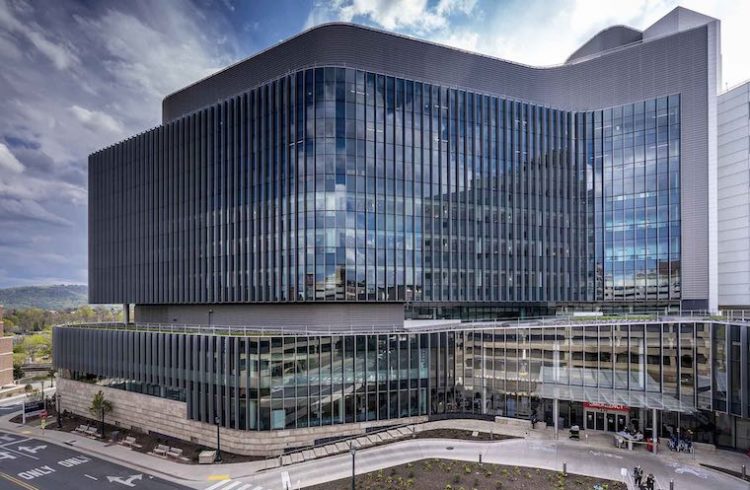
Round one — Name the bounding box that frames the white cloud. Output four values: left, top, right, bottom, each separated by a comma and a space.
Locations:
70, 105, 123, 135
411, 0, 750, 88
0, 1, 79, 70
306, 0, 477, 33
0, 198, 73, 226
432, 28, 479, 52
0, 1, 239, 287
0, 143, 24, 173
76, 9, 230, 102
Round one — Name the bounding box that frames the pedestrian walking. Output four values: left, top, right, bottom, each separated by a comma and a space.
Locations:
633, 466, 642, 488
645, 473, 655, 490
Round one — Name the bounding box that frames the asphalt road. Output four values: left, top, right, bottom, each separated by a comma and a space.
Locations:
0, 430, 187, 490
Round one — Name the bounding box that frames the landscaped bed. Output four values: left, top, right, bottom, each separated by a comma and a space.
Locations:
304, 458, 627, 489
414, 428, 516, 442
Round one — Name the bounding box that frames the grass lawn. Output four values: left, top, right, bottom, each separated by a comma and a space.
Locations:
304, 458, 627, 489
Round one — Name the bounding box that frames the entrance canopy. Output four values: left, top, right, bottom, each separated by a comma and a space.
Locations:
534, 366, 696, 413
534, 383, 696, 413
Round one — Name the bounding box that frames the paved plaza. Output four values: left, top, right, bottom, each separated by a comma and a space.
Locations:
1, 406, 748, 490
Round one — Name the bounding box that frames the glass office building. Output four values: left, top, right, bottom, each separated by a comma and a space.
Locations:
58, 9, 744, 455
53, 318, 748, 449
90, 69, 681, 309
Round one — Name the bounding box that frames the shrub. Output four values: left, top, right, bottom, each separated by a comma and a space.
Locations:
453, 475, 461, 484
464, 465, 472, 474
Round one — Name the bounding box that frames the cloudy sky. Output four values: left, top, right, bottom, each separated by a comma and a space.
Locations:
0, 0, 747, 289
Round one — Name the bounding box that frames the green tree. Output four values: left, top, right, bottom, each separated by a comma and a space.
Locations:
21, 331, 52, 361
89, 390, 113, 439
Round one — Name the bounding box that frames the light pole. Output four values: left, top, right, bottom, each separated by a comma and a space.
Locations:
100, 405, 105, 439
350, 444, 357, 490
215, 417, 222, 463
56, 392, 62, 429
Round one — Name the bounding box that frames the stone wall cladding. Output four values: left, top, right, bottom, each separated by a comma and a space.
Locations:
0, 306, 12, 386
57, 378, 426, 456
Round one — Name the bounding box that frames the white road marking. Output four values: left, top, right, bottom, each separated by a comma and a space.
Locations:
674, 466, 708, 479
205, 480, 233, 490
17, 445, 46, 454
0, 445, 39, 460
222, 482, 243, 490
106, 474, 143, 487
84, 474, 98, 480
0, 437, 30, 447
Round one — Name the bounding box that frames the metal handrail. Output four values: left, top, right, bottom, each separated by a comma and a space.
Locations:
53, 310, 750, 337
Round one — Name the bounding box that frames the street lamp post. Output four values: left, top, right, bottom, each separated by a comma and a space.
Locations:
56, 393, 62, 429
100, 405, 105, 439
215, 417, 222, 463
350, 444, 357, 490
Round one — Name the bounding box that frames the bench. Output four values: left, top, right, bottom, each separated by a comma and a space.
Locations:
74, 425, 88, 433
121, 436, 142, 449
153, 444, 169, 457
84, 427, 100, 437
166, 447, 183, 459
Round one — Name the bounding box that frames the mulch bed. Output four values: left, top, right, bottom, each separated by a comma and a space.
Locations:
305, 458, 627, 489
414, 428, 517, 442
13, 407, 262, 464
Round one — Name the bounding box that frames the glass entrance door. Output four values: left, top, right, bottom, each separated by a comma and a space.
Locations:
617, 413, 628, 432
586, 411, 595, 430
595, 411, 605, 430
606, 412, 616, 432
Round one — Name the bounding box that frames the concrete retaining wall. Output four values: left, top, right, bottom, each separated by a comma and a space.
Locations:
57, 378, 426, 456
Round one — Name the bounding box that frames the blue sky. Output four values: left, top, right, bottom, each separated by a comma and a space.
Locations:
0, 0, 747, 289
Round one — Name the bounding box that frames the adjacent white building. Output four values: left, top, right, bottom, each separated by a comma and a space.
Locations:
718, 82, 750, 308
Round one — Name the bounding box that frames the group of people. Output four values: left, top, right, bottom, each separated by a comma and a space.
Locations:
666, 427, 694, 453
632, 466, 656, 490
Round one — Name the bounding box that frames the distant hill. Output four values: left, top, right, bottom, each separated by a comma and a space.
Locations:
0, 285, 88, 310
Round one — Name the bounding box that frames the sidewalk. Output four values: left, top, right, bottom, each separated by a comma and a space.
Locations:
1, 412, 747, 489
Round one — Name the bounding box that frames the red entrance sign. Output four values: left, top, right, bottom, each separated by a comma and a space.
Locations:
583, 402, 629, 413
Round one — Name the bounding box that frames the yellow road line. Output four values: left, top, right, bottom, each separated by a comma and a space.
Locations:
207, 474, 230, 480
0, 472, 39, 490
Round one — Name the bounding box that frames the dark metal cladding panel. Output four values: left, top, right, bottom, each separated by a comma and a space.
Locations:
88, 22, 714, 307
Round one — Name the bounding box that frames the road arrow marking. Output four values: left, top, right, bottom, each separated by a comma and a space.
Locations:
674, 467, 708, 478
18, 445, 46, 454
0, 435, 16, 442
107, 474, 143, 487
0, 451, 16, 460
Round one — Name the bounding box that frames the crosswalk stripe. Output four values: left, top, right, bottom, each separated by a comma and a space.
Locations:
222, 482, 243, 490
250, 486, 263, 490
236, 485, 252, 490
204, 480, 232, 490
